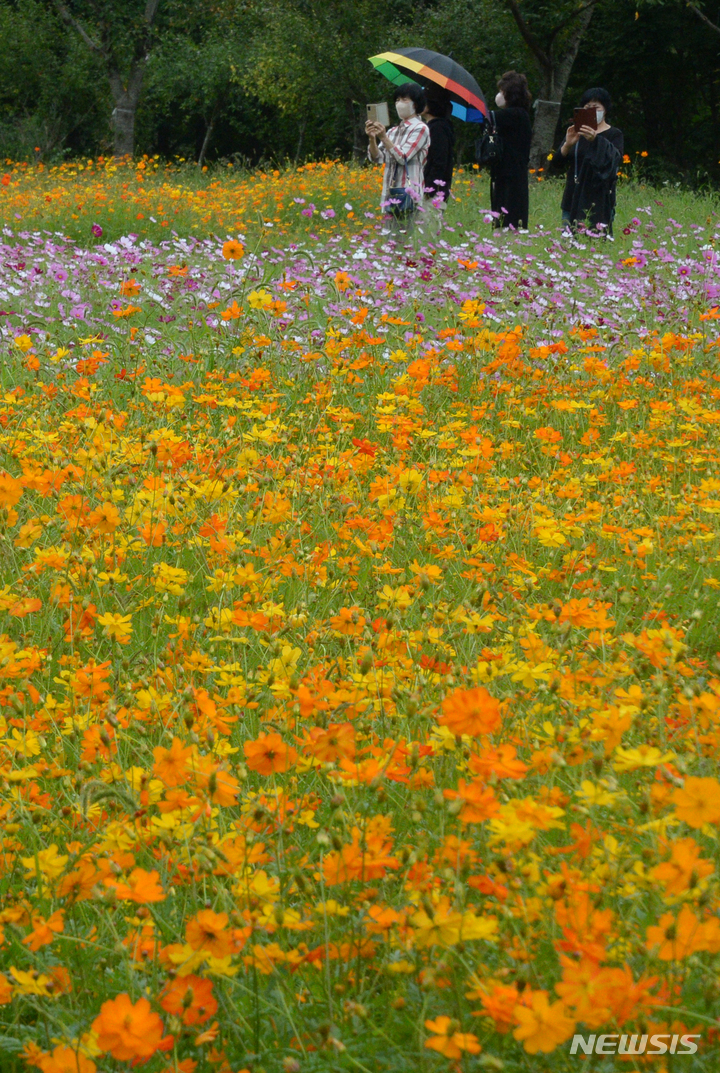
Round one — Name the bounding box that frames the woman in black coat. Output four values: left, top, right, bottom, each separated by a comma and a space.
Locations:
422, 91, 455, 239
550, 87, 623, 235
489, 71, 532, 230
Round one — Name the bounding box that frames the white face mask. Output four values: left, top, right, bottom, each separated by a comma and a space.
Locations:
596, 109, 605, 124
396, 100, 415, 120
495, 91, 506, 108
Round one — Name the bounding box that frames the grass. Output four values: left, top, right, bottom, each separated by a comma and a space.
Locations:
0, 154, 718, 245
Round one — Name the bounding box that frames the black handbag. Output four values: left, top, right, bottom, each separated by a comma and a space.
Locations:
386, 186, 416, 217
475, 111, 503, 167
385, 159, 416, 218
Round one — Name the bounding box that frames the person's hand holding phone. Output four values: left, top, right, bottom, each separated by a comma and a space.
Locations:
565, 123, 580, 146
578, 125, 597, 142
366, 119, 384, 162
561, 123, 580, 156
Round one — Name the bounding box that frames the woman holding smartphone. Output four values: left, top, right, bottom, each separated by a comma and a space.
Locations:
550, 87, 623, 235
366, 82, 429, 236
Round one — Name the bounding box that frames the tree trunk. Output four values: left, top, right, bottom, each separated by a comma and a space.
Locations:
198, 120, 214, 168
112, 102, 136, 157
346, 97, 365, 162
109, 63, 146, 159
295, 117, 307, 164
528, 2, 596, 168
530, 100, 562, 171
52, 0, 160, 161
198, 100, 222, 167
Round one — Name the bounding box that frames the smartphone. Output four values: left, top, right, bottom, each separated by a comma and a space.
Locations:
367, 102, 390, 127
573, 107, 597, 132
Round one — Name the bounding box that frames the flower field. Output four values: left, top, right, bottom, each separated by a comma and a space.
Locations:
0, 158, 382, 243
3, 164, 720, 1072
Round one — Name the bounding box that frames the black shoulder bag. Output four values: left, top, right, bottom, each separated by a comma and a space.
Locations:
475, 111, 503, 167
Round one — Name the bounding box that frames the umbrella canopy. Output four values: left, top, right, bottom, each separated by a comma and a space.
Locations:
369, 47, 487, 123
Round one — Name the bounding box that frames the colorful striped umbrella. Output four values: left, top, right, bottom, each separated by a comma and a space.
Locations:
369, 47, 488, 123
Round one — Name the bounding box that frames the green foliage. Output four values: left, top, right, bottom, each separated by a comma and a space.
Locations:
142, 6, 258, 162
0, 0, 715, 176
246, 0, 400, 157
0, 0, 106, 157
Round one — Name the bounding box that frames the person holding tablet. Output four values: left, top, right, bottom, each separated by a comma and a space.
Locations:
550, 87, 624, 235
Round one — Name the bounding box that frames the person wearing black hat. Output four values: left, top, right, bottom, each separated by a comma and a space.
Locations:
551, 87, 624, 235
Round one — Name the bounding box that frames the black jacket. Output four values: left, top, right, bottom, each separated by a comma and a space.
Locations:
490, 107, 531, 178
424, 116, 455, 201
488, 107, 531, 229
551, 127, 624, 230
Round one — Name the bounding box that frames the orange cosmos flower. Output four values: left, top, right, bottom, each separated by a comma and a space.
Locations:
554, 957, 613, 1028
70, 660, 111, 701
469, 982, 519, 1033
301, 722, 356, 762
651, 837, 714, 894
160, 974, 217, 1025
244, 731, 298, 774
329, 606, 366, 635
8, 597, 42, 618
87, 502, 120, 534
645, 904, 720, 960
35, 1044, 96, 1073
443, 778, 499, 823
476, 522, 500, 543
185, 909, 232, 958
468, 743, 528, 781
222, 239, 244, 260
672, 776, 720, 828
424, 1016, 481, 1058
107, 868, 166, 904
599, 963, 661, 1025
512, 990, 575, 1054
194, 760, 240, 805
56, 493, 89, 525
22, 910, 64, 952
57, 860, 98, 903
139, 519, 167, 546
0, 471, 23, 508
438, 686, 501, 737
92, 993, 168, 1061
153, 737, 194, 787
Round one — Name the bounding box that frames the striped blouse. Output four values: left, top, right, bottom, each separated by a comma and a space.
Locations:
368, 115, 430, 211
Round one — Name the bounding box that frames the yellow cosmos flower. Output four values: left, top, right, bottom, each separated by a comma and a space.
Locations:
97, 611, 133, 644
